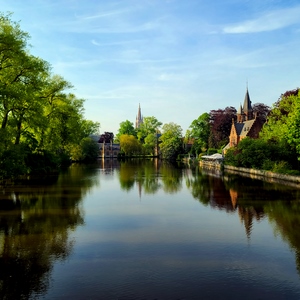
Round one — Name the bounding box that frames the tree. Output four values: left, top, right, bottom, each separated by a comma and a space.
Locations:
252, 103, 271, 122
286, 91, 300, 161
119, 134, 142, 156
0, 14, 50, 148
187, 112, 210, 155
143, 133, 158, 155
0, 13, 101, 177
115, 120, 136, 142
137, 116, 162, 143
70, 137, 99, 162
259, 89, 299, 167
209, 106, 236, 148
159, 122, 183, 160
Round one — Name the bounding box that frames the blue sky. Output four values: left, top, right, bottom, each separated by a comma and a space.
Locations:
2, 0, 300, 134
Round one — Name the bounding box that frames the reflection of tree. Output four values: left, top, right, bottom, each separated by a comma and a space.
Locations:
0, 164, 99, 299
118, 159, 184, 195
186, 169, 211, 206
118, 160, 138, 191
160, 163, 183, 194
186, 168, 235, 212
118, 159, 162, 194
265, 201, 300, 275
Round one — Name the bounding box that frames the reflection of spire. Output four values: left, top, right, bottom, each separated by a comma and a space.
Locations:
138, 180, 142, 200
238, 207, 253, 241
229, 189, 238, 209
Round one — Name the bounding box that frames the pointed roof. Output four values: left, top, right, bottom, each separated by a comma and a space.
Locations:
243, 88, 252, 113
137, 103, 142, 120
135, 103, 143, 128
237, 103, 243, 115
234, 119, 255, 136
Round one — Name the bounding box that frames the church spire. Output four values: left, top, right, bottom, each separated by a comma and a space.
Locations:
135, 103, 143, 129
243, 87, 253, 120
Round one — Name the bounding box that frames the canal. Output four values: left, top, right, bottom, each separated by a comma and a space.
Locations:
0, 159, 300, 299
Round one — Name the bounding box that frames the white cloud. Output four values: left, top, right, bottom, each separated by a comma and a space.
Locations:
223, 5, 300, 33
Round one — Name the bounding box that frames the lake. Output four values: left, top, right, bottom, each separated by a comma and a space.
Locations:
1, 159, 300, 299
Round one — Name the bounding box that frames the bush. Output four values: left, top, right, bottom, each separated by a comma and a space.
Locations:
70, 138, 99, 162
0, 145, 28, 179
25, 150, 60, 174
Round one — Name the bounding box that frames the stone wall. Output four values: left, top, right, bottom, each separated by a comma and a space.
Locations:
199, 161, 300, 187
224, 165, 300, 187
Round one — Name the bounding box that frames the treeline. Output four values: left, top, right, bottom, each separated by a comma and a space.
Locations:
0, 13, 99, 179
115, 117, 184, 161
115, 103, 270, 162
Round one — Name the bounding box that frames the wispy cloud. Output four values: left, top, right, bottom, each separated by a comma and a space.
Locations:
77, 8, 133, 20
223, 5, 300, 33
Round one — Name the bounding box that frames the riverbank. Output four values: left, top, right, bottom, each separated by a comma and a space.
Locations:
199, 160, 300, 188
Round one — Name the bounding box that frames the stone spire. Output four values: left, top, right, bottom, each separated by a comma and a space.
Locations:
135, 103, 143, 129
237, 103, 243, 122
243, 87, 253, 121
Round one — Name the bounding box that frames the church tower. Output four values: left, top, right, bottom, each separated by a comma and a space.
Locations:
243, 88, 253, 121
135, 103, 143, 129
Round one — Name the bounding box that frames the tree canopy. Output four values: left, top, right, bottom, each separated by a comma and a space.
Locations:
0, 13, 100, 178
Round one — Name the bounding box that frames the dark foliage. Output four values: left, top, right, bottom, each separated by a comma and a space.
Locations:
209, 106, 236, 148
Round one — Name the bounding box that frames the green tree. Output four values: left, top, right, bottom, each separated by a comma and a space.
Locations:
0, 14, 101, 177
115, 120, 136, 142
187, 112, 210, 155
137, 116, 162, 143
286, 92, 300, 161
259, 88, 299, 169
159, 122, 183, 160
143, 133, 157, 155
119, 134, 142, 156
70, 137, 99, 162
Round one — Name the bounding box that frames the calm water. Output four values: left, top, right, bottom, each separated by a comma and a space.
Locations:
1, 159, 300, 299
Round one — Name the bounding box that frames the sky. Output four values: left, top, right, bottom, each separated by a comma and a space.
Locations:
1, 0, 300, 135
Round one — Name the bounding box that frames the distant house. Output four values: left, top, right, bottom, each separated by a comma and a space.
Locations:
98, 132, 120, 158
224, 88, 265, 153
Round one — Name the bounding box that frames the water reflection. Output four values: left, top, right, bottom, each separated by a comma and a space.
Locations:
117, 159, 183, 194
2, 160, 300, 299
116, 160, 300, 280
0, 164, 99, 299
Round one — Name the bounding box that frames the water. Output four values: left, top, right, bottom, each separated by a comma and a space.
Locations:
1, 159, 300, 299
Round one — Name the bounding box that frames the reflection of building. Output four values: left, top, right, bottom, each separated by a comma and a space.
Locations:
135, 103, 143, 129
228, 187, 265, 240
224, 88, 264, 152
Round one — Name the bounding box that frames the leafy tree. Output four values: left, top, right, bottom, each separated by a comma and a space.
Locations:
209, 106, 236, 149
70, 137, 99, 162
0, 14, 101, 176
252, 103, 271, 122
137, 116, 162, 143
143, 133, 158, 155
119, 134, 142, 156
159, 122, 183, 160
187, 112, 210, 155
115, 120, 136, 142
285, 91, 300, 161
259, 88, 299, 168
